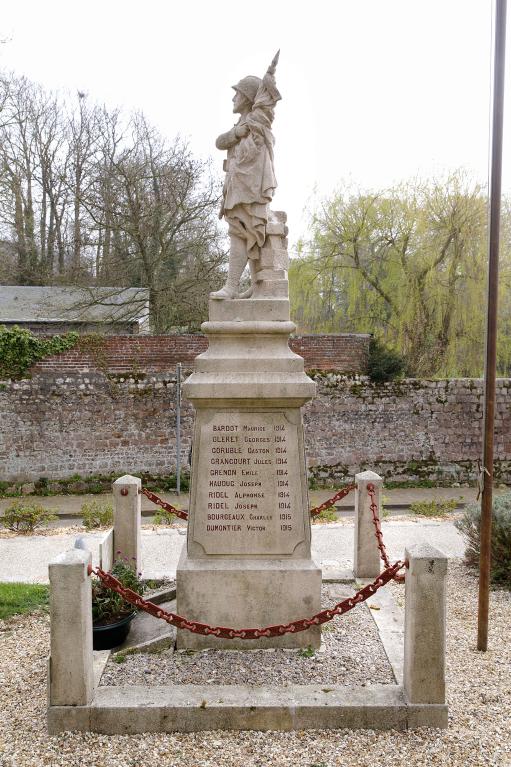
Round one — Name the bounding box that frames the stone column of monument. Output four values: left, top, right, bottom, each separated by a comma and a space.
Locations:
176, 220, 321, 649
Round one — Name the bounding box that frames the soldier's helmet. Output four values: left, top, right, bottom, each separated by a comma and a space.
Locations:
232, 75, 262, 104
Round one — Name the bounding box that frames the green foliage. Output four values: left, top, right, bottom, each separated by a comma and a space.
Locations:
313, 506, 337, 523
81, 500, 114, 530
367, 338, 406, 382
153, 507, 179, 525
76, 334, 108, 372
156, 473, 190, 493
0, 325, 78, 380
410, 498, 458, 518
308, 476, 320, 491
290, 174, 511, 377
0, 582, 49, 620
91, 557, 145, 625
0, 481, 22, 498
385, 479, 438, 489
0, 471, 191, 498
455, 494, 511, 587
113, 653, 127, 663
1, 500, 58, 533
298, 645, 315, 658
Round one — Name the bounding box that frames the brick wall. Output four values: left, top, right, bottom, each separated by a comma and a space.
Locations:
291, 334, 370, 372
1, 372, 510, 485
31, 334, 370, 374
1, 321, 139, 335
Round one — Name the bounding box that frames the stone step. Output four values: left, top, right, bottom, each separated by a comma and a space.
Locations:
208, 297, 290, 322
116, 598, 177, 654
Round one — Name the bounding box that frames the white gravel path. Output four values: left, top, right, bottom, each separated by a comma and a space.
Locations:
0, 562, 509, 766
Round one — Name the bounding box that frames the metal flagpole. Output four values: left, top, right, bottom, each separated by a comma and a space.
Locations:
477, 0, 507, 652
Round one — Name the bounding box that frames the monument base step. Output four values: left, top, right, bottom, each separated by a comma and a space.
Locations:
47, 684, 448, 733
176, 551, 322, 650
208, 297, 290, 322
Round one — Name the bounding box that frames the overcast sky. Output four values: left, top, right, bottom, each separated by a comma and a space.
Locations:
1, 0, 509, 248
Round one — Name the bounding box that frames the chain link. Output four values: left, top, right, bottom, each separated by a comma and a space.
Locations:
141, 488, 189, 521
309, 483, 356, 517
141, 484, 404, 582
93, 481, 405, 637
366, 482, 405, 583
142, 483, 357, 522
89, 559, 405, 639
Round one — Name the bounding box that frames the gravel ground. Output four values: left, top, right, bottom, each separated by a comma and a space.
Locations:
100, 584, 394, 687
0, 561, 510, 767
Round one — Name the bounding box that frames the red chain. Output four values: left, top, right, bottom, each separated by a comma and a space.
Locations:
142, 484, 357, 521
366, 482, 405, 583
88, 560, 405, 639
141, 484, 403, 583
309, 483, 356, 517
141, 488, 189, 521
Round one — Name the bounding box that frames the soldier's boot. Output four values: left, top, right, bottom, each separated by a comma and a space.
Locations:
210, 237, 247, 300
237, 258, 258, 299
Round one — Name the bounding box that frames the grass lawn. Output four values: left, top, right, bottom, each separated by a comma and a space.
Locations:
0, 582, 49, 620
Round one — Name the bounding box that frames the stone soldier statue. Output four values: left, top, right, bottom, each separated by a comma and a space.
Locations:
210, 51, 282, 300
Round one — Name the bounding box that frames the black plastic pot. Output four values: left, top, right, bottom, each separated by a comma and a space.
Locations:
92, 612, 136, 650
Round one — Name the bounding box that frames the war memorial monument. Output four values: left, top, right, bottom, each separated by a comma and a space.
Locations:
47, 53, 448, 734
176, 51, 322, 649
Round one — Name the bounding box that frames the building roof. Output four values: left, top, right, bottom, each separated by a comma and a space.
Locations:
0, 286, 150, 326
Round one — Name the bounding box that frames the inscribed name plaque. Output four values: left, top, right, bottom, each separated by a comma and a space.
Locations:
188, 410, 309, 558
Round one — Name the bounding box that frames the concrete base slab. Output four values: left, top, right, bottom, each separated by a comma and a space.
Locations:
150, 586, 177, 604
48, 683, 448, 733
362, 579, 404, 684
93, 651, 110, 689
176, 552, 322, 650
47, 572, 448, 733
323, 569, 354, 583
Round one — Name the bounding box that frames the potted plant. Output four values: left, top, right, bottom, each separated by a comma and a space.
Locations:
92, 556, 145, 650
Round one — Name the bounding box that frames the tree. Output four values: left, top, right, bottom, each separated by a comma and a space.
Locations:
83, 112, 225, 331
0, 70, 226, 329
290, 173, 511, 377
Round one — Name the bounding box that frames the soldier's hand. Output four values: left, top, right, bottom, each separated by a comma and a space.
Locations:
235, 123, 250, 138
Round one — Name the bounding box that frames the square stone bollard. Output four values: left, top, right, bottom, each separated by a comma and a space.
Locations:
354, 471, 383, 578
112, 474, 141, 573
49, 549, 94, 706
404, 543, 448, 704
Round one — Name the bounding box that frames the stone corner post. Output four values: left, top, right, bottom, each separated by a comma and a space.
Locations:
354, 470, 382, 578
48, 549, 94, 706
112, 474, 141, 573
403, 543, 448, 704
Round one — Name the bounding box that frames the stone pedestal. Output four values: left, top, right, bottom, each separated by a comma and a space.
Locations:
176, 294, 321, 649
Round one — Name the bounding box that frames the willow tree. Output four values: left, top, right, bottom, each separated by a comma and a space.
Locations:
289, 173, 508, 377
